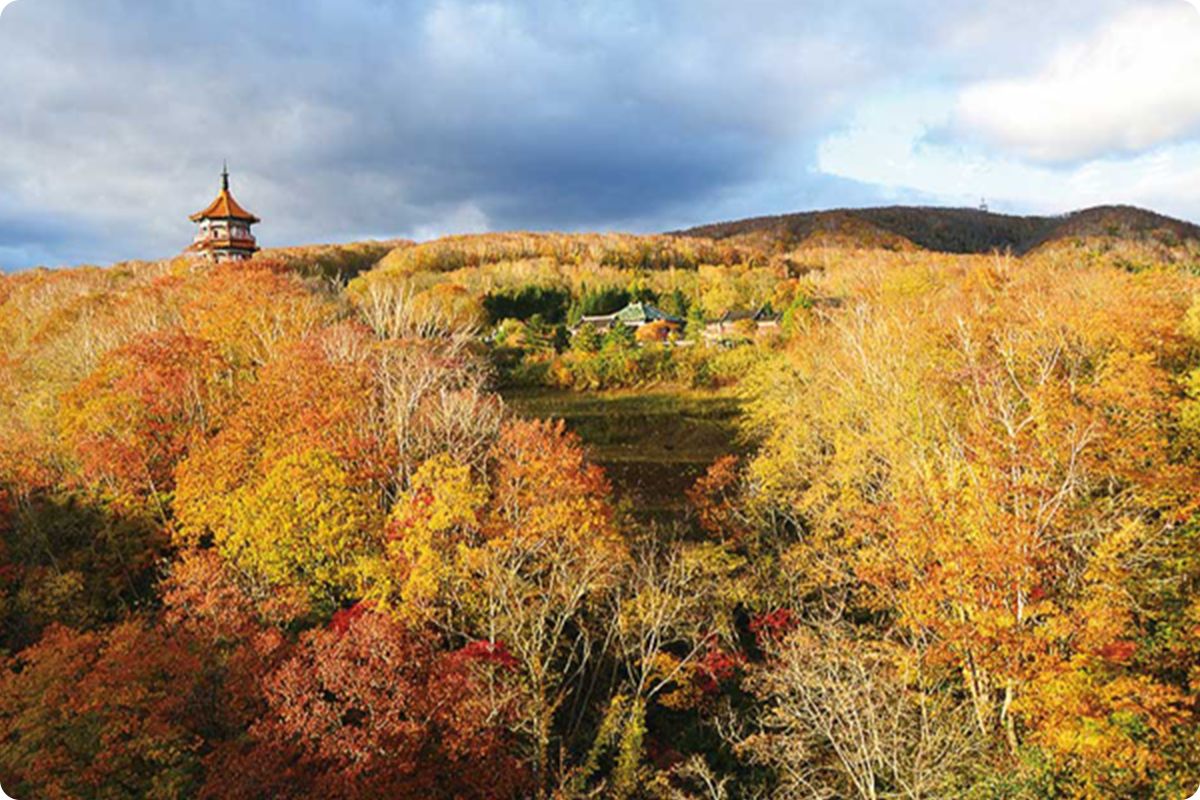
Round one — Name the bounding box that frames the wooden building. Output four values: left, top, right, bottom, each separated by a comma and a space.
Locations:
577, 302, 684, 333
704, 306, 781, 341
187, 166, 261, 263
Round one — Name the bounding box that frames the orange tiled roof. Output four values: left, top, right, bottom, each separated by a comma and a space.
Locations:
190, 189, 261, 223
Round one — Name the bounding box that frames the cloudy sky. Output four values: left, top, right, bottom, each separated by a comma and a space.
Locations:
1, 0, 1199, 270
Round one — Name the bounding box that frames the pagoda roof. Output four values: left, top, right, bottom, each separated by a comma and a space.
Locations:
190, 188, 261, 223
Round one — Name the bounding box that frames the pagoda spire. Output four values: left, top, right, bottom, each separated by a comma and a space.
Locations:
222, 161, 230, 192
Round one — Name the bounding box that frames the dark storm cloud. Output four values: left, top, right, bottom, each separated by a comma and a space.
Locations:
0, 0, 1147, 269
0, 201, 104, 271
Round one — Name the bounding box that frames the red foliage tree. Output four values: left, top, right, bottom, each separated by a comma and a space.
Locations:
212, 611, 528, 800
687, 455, 749, 541
160, 549, 299, 725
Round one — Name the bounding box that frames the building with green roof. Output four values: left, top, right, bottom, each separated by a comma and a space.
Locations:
577, 301, 684, 332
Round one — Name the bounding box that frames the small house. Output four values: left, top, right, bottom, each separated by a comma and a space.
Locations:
704, 306, 782, 341
577, 302, 684, 333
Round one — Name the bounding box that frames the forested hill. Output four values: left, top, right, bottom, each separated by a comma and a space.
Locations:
10, 203, 1200, 799
673, 204, 1200, 255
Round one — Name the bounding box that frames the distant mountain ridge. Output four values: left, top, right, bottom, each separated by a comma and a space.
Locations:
672, 205, 1200, 256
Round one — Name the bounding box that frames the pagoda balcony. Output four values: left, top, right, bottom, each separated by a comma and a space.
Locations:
193, 232, 258, 245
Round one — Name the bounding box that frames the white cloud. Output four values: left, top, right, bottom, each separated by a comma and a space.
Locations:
951, 2, 1200, 163
818, 87, 1200, 223
0, 0, 1193, 270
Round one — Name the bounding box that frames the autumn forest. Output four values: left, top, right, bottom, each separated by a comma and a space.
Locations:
4, 207, 1200, 800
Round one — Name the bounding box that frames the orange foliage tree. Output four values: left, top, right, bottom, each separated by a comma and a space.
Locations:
0, 620, 218, 800
180, 259, 336, 375
59, 330, 230, 507
173, 326, 388, 538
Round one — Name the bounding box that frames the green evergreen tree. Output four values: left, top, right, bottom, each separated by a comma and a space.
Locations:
580, 286, 630, 316
660, 287, 689, 319
552, 324, 571, 353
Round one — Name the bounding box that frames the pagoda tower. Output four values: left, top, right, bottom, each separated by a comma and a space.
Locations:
187, 165, 260, 263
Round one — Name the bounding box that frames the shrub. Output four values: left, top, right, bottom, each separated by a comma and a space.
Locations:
572, 323, 602, 354
603, 324, 637, 351
636, 320, 676, 343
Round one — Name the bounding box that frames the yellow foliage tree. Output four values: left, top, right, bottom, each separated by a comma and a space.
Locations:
218, 449, 380, 608
363, 453, 487, 617
741, 259, 1200, 794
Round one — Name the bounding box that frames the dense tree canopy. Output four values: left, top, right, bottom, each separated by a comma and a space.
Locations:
3, 231, 1200, 799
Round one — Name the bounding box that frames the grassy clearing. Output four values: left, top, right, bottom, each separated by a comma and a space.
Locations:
504, 386, 746, 520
